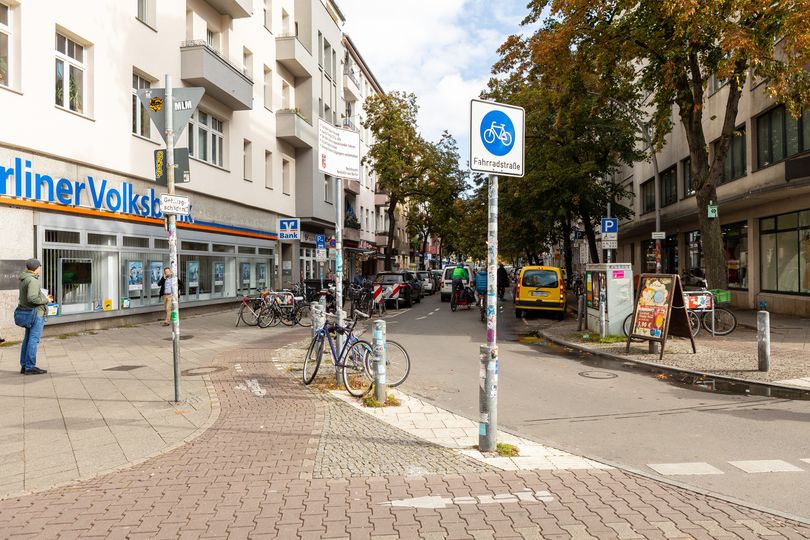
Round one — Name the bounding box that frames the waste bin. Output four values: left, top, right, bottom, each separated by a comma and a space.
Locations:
585, 263, 634, 336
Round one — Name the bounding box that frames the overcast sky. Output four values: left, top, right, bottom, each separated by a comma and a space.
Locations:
339, 0, 531, 176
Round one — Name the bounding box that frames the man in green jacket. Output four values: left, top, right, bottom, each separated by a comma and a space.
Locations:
18, 259, 52, 375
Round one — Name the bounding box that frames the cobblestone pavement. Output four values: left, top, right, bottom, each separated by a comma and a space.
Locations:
0, 326, 808, 538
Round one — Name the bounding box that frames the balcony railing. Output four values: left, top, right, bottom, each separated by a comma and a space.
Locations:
180, 41, 253, 82
343, 67, 360, 87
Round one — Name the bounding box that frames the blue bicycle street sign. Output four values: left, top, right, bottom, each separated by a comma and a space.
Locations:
470, 99, 525, 177
480, 110, 515, 156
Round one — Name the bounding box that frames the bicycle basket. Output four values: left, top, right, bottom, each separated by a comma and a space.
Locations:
709, 289, 732, 304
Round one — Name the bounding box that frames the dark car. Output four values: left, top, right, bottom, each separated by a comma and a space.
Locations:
374, 271, 422, 307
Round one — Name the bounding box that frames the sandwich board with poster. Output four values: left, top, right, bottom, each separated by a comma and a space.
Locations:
625, 273, 696, 360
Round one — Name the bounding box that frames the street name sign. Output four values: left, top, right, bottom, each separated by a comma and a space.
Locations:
159, 194, 190, 216
602, 239, 618, 249
318, 119, 361, 180
278, 218, 301, 241
652, 231, 666, 240
154, 148, 191, 185
136, 87, 205, 145
470, 99, 525, 177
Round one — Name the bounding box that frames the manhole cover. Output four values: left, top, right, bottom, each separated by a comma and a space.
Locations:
103, 365, 146, 372
163, 335, 194, 341
181, 366, 228, 376
578, 371, 618, 380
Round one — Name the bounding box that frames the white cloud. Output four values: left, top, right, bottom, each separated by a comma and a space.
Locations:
339, 0, 526, 162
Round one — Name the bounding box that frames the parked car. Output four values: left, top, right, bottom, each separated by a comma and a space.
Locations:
374, 271, 422, 307
514, 265, 566, 319
416, 271, 435, 295
440, 264, 475, 302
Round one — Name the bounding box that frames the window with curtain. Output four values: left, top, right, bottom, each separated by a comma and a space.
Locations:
760, 210, 810, 294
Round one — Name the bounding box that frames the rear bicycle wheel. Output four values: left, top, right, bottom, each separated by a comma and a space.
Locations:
702, 308, 736, 335
258, 304, 277, 328
296, 304, 312, 327
450, 292, 457, 312
688, 310, 701, 337
363, 340, 411, 388
303, 333, 324, 385
623, 313, 633, 337
342, 340, 374, 397
279, 306, 296, 326
240, 301, 261, 326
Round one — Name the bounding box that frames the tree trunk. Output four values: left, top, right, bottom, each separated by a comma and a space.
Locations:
420, 227, 431, 270
385, 200, 397, 271
561, 212, 574, 286
579, 205, 600, 264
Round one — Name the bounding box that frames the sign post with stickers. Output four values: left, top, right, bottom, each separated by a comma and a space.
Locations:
625, 274, 696, 360
470, 99, 525, 452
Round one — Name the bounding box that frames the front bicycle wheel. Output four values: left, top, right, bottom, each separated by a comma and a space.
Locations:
240, 301, 261, 326
296, 304, 312, 327
342, 340, 374, 397
450, 293, 457, 312
258, 304, 277, 328
623, 313, 633, 337
279, 306, 295, 327
688, 310, 701, 337
364, 340, 411, 388
702, 308, 736, 335
303, 333, 324, 385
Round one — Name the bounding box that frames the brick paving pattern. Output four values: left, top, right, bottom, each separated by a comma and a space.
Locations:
0, 327, 807, 538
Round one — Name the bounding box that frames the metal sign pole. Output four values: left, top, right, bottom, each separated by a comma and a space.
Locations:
334, 177, 344, 388
165, 75, 181, 403
480, 174, 499, 453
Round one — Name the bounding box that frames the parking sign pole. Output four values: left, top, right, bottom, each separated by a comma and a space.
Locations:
165, 75, 181, 403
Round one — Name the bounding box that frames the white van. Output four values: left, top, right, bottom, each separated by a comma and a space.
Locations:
440, 264, 475, 302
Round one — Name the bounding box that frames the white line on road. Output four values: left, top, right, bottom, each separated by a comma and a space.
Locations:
235, 379, 267, 397
416, 316, 427, 320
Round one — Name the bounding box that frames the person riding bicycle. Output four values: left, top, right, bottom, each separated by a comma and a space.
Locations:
496, 264, 509, 300
451, 264, 474, 304
474, 270, 487, 305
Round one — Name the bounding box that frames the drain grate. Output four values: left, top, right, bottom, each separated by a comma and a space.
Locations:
181, 366, 228, 376
578, 370, 618, 380
103, 365, 146, 372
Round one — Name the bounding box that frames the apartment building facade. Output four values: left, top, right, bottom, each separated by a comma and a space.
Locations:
0, 0, 395, 337
612, 72, 810, 315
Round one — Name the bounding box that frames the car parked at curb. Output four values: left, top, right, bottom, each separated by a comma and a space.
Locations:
374, 271, 422, 307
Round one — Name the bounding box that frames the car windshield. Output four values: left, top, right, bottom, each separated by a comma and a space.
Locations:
522, 270, 559, 288
417, 272, 429, 279
374, 274, 403, 284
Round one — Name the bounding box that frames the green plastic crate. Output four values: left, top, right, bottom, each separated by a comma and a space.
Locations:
709, 289, 732, 303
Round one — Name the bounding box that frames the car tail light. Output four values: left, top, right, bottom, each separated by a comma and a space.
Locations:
559, 281, 565, 302
516, 282, 521, 298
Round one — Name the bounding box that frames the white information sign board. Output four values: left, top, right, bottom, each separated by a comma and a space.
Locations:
159, 194, 190, 216
469, 99, 525, 177
318, 119, 361, 180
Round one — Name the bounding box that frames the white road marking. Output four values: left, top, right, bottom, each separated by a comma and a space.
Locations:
235, 378, 267, 397
432, 308, 440, 313
234, 364, 243, 372
381, 490, 554, 509
647, 462, 724, 476
802, 459, 810, 465
416, 316, 427, 320
727, 460, 804, 473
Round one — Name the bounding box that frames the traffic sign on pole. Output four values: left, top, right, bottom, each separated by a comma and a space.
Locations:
469, 99, 525, 177
137, 87, 205, 145
601, 217, 618, 234
155, 148, 191, 185
652, 231, 666, 240
315, 234, 326, 250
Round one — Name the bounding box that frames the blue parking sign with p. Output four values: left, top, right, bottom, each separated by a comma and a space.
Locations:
315, 235, 326, 249
601, 218, 618, 234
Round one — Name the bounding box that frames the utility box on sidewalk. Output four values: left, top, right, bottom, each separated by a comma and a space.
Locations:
585, 263, 634, 336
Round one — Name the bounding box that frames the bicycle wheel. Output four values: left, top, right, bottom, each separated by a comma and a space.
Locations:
364, 340, 411, 388
296, 304, 312, 327
342, 340, 374, 397
483, 128, 496, 144
623, 313, 633, 337
303, 333, 324, 385
278, 305, 296, 327
258, 303, 277, 328
688, 310, 701, 337
239, 301, 261, 326
450, 292, 457, 312
702, 308, 736, 335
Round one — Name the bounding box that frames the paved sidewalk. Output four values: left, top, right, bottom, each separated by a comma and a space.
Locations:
0, 310, 281, 498
0, 323, 807, 538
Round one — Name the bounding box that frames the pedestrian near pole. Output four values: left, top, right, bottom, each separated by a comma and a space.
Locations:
373, 320, 387, 403
334, 178, 345, 388
165, 75, 182, 404
758, 310, 770, 372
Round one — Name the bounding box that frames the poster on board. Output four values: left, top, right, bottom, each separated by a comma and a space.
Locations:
240, 262, 251, 286
150, 261, 162, 290
127, 261, 144, 292
626, 273, 695, 360
213, 262, 225, 286
256, 263, 267, 286
187, 261, 200, 288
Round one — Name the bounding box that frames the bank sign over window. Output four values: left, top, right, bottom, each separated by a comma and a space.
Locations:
0, 156, 193, 221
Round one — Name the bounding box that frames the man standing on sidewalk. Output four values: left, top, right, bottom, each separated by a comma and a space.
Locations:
157, 267, 183, 326
17, 259, 51, 375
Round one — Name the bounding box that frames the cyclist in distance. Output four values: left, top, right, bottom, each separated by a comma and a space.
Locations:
451, 264, 472, 303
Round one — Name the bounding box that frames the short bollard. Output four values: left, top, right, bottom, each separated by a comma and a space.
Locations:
758, 310, 770, 372
373, 320, 387, 403
576, 295, 585, 332
479, 345, 498, 453
310, 302, 321, 338
335, 308, 347, 388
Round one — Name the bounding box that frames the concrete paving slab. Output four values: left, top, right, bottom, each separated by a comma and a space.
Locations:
648, 462, 725, 476
728, 460, 805, 473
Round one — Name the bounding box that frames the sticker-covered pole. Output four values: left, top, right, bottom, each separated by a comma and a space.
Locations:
480, 174, 499, 452
165, 75, 182, 403
334, 177, 344, 387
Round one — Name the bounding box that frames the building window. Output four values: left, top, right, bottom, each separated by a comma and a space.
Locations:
756, 106, 810, 169
323, 39, 332, 78
242, 48, 252, 79
723, 222, 748, 290
265, 151, 273, 189
263, 66, 272, 110
0, 3, 11, 88
324, 175, 332, 203
263, 0, 272, 31
243, 139, 252, 181
282, 158, 291, 195
760, 210, 810, 294
188, 110, 225, 167
137, 0, 156, 28
280, 9, 289, 34
132, 72, 151, 138
660, 167, 677, 206
640, 179, 655, 214
206, 28, 219, 51
682, 157, 694, 197
281, 79, 291, 109
317, 32, 323, 66
686, 230, 703, 273
713, 126, 746, 183
55, 32, 85, 114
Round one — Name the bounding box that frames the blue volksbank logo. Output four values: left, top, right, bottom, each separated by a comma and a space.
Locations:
0, 157, 193, 222
278, 218, 300, 240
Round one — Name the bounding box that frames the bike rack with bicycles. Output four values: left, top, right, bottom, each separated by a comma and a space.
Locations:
684, 290, 716, 337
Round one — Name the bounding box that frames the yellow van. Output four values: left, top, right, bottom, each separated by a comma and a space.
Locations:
514, 266, 566, 319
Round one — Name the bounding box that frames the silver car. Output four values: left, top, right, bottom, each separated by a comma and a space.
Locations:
416, 271, 435, 295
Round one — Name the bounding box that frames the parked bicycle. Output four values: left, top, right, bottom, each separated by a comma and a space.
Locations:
258, 291, 312, 328
623, 288, 737, 338
236, 294, 267, 327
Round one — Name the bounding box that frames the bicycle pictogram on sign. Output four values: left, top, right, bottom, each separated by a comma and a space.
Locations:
480, 110, 515, 157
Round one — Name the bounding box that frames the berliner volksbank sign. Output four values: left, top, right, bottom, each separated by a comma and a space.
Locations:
0, 156, 192, 221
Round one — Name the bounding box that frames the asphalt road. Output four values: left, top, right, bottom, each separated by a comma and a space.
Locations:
382, 291, 810, 520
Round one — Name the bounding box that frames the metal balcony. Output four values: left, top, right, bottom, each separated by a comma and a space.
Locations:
204, 0, 251, 18
343, 70, 361, 102
276, 109, 315, 148
180, 41, 253, 110
276, 34, 314, 79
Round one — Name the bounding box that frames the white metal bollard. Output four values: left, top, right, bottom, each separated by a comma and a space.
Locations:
758, 310, 770, 372
373, 320, 387, 403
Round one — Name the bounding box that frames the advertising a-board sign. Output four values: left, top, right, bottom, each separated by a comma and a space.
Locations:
625, 273, 696, 360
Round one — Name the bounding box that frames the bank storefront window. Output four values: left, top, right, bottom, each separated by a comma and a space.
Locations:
38, 215, 274, 317
760, 210, 810, 294
722, 222, 748, 289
